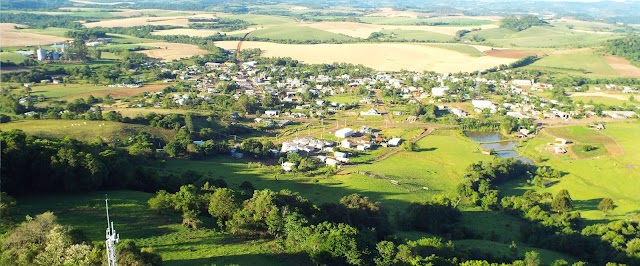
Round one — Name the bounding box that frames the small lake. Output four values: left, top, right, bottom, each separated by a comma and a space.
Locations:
464, 131, 534, 164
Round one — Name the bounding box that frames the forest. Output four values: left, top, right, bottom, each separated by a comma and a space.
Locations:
500, 15, 548, 32
603, 35, 640, 66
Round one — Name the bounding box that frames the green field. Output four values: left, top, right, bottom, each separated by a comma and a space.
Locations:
528, 51, 618, 76
570, 96, 636, 107
380, 29, 453, 42
511, 123, 640, 221
244, 25, 355, 41
227, 14, 297, 26
470, 26, 623, 48
423, 43, 484, 56
0, 120, 175, 142
359, 16, 492, 26
16, 190, 303, 266
30, 83, 127, 99
18, 27, 71, 37
0, 52, 28, 63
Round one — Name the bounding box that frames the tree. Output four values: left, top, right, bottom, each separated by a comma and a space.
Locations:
208, 188, 240, 224
148, 190, 175, 214
523, 251, 541, 266
552, 189, 573, 213
402, 141, 418, 152
597, 198, 615, 216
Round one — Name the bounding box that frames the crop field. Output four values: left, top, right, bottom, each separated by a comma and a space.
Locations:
511, 123, 640, 221
569, 91, 633, 102
604, 56, 640, 78
83, 14, 217, 28
17, 27, 71, 37
245, 25, 355, 41
150, 28, 222, 37
379, 29, 453, 42
470, 26, 623, 48
0, 23, 70, 47
359, 14, 496, 26
570, 96, 636, 107
137, 42, 210, 61
16, 190, 301, 266
0, 120, 175, 142
528, 50, 618, 76
215, 41, 517, 73
423, 43, 485, 56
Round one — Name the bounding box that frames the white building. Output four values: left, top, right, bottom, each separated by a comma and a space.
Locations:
472, 100, 496, 112
335, 128, 354, 138
264, 110, 280, 117
388, 138, 402, 147
431, 86, 450, 97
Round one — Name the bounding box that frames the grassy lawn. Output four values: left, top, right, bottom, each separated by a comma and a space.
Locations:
572, 144, 608, 158
247, 25, 355, 41
510, 123, 640, 221
0, 120, 175, 142
324, 94, 363, 104
16, 190, 304, 266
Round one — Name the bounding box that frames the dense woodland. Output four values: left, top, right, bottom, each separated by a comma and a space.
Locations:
603, 35, 640, 66
500, 15, 548, 32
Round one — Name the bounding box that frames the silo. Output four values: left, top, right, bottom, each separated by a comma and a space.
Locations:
37, 48, 46, 61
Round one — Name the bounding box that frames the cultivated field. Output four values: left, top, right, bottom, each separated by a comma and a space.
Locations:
138, 42, 210, 61
150, 28, 222, 37
514, 123, 640, 221
215, 41, 517, 73
528, 50, 619, 76
82, 14, 217, 28
0, 23, 69, 47
469, 26, 623, 48
604, 56, 640, 78
305, 21, 498, 38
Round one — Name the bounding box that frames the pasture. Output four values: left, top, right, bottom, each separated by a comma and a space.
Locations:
16, 190, 301, 266
469, 26, 623, 48
512, 123, 640, 221
0, 52, 27, 63
29, 83, 168, 100
82, 14, 216, 28
245, 25, 355, 41
0, 120, 176, 142
528, 50, 618, 76
215, 41, 517, 73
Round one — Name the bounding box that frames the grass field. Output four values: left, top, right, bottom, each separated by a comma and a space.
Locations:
380, 29, 453, 42
138, 42, 210, 61
29, 83, 168, 100
245, 25, 355, 41
18, 27, 71, 37
16, 190, 303, 266
359, 16, 493, 26
215, 41, 516, 73
528, 51, 618, 76
0, 52, 27, 63
470, 26, 623, 48
511, 123, 640, 221
570, 96, 635, 107
0, 120, 175, 142
423, 43, 484, 56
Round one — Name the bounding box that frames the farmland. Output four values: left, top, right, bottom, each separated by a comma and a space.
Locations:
0, 23, 69, 47
215, 41, 516, 72
29, 83, 168, 100
137, 42, 210, 61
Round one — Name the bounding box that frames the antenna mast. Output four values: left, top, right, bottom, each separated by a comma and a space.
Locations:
105, 195, 120, 266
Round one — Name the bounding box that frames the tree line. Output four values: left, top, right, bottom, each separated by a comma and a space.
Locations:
603, 35, 640, 66
500, 15, 548, 32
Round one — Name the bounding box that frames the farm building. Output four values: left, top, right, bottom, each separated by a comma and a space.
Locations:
512, 79, 533, 87
341, 139, 353, 149
281, 162, 296, 172
602, 111, 636, 119
554, 138, 568, 145
264, 110, 280, 117
554, 147, 567, 154
388, 138, 402, 147
335, 128, 354, 138
360, 109, 381, 116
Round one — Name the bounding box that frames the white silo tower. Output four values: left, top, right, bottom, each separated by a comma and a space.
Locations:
37, 48, 46, 61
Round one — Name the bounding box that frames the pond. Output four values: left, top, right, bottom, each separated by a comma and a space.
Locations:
464, 131, 534, 164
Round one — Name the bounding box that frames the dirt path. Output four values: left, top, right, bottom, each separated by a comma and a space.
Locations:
374, 89, 393, 125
